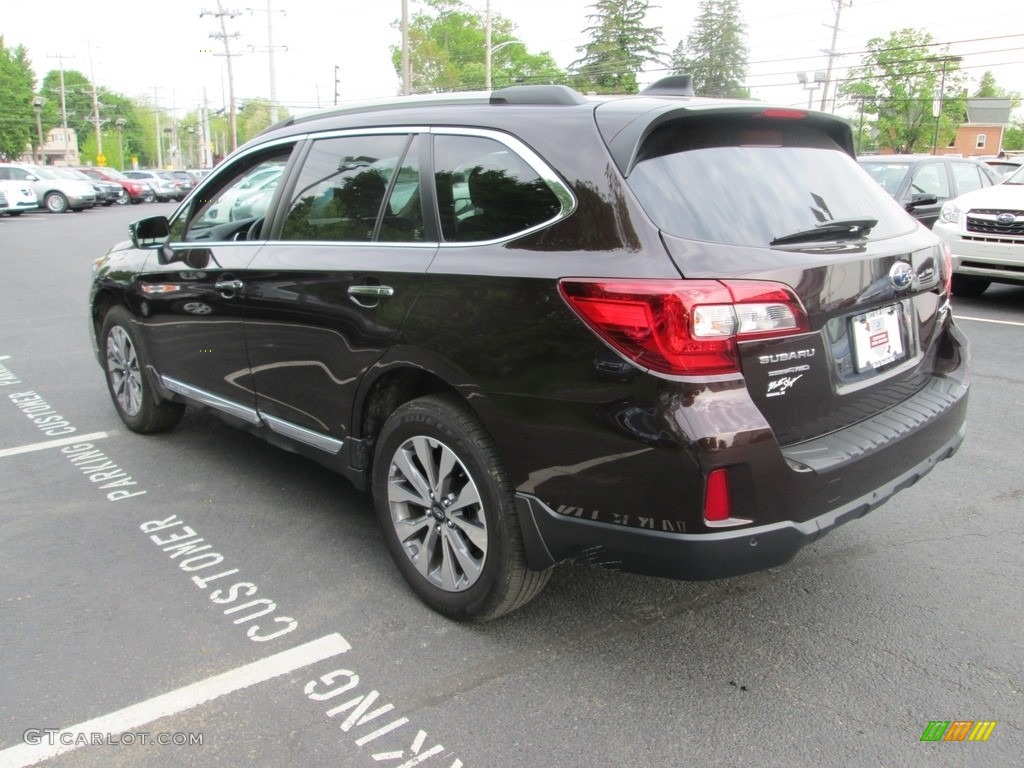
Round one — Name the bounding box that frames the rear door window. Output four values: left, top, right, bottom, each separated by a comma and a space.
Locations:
432, 135, 563, 242
949, 162, 986, 195
627, 118, 913, 247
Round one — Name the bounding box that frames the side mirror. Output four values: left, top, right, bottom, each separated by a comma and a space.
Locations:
906, 193, 939, 208
129, 216, 170, 248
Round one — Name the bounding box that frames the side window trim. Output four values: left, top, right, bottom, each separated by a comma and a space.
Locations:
168, 135, 303, 244
428, 126, 577, 246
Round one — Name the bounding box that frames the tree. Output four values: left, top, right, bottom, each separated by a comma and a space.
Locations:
0, 38, 36, 161
391, 0, 565, 93
572, 0, 665, 94
671, 0, 749, 98
39, 69, 96, 142
839, 29, 966, 154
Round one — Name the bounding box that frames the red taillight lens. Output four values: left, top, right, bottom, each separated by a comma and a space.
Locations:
559, 279, 808, 376
940, 243, 953, 298
704, 468, 731, 523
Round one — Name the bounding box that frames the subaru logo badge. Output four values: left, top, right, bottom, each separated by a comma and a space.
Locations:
889, 261, 914, 291
996, 212, 1016, 226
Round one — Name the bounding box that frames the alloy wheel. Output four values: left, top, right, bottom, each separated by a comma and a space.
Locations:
106, 326, 143, 417
386, 435, 488, 592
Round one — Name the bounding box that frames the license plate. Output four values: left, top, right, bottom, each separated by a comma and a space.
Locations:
851, 304, 905, 372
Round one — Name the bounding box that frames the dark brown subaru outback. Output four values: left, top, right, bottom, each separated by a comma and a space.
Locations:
89, 78, 969, 619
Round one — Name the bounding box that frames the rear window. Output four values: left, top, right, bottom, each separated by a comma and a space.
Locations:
627, 119, 914, 247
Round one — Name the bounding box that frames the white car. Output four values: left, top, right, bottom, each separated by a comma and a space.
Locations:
933, 164, 1024, 297
0, 179, 39, 215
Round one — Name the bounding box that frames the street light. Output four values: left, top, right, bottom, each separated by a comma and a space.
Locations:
114, 118, 127, 170
796, 71, 826, 110
485, 39, 524, 90
32, 96, 45, 164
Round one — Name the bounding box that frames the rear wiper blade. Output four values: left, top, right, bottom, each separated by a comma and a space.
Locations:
771, 218, 878, 246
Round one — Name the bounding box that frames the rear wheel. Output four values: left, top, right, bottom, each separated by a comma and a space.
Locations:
44, 192, 68, 213
951, 275, 991, 297
101, 307, 184, 433
372, 394, 550, 620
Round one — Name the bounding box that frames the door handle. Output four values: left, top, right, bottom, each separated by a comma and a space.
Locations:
347, 285, 395, 298
215, 279, 244, 293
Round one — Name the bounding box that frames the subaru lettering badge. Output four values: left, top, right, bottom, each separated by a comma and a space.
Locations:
889, 261, 914, 291
996, 213, 1016, 226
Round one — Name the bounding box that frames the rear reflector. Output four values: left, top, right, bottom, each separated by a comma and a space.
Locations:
704, 468, 731, 523
559, 278, 808, 376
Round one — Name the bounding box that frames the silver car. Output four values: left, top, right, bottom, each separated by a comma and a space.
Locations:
122, 170, 183, 202
0, 163, 97, 213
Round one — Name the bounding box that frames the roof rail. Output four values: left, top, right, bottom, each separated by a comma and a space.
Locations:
641, 75, 696, 97
490, 85, 589, 106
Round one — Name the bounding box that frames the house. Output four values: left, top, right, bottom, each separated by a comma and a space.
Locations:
940, 97, 1013, 157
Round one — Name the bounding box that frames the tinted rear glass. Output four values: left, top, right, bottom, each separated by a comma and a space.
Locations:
627, 119, 914, 247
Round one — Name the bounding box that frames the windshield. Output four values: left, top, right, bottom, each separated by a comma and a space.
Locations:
55, 169, 91, 180
627, 120, 914, 247
32, 167, 63, 180
1003, 165, 1024, 185
100, 168, 127, 180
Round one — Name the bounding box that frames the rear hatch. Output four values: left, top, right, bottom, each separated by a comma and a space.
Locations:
606, 106, 954, 445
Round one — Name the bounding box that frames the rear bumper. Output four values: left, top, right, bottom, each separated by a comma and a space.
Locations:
517, 419, 965, 578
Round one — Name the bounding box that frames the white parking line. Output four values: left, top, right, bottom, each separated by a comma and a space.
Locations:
0, 433, 109, 458
0, 633, 351, 768
954, 314, 1024, 328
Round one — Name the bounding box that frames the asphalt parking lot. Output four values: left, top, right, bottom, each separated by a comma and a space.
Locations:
0, 204, 1021, 768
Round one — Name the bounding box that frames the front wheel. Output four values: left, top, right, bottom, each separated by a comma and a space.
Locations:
116, 191, 129, 205
44, 192, 68, 213
100, 307, 184, 433
372, 394, 549, 620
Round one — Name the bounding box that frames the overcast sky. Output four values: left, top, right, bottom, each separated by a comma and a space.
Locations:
4, 0, 1023, 119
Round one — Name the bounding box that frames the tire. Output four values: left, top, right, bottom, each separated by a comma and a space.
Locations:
8, 211, 22, 216
44, 192, 68, 213
116, 191, 130, 205
372, 394, 550, 620
100, 306, 184, 433
951, 275, 991, 297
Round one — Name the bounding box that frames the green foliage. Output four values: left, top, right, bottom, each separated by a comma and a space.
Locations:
973, 70, 1021, 108
1003, 121, 1024, 152
391, 0, 566, 93
671, 0, 749, 98
839, 29, 966, 154
0, 38, 37, 161
572, 0, 665, 94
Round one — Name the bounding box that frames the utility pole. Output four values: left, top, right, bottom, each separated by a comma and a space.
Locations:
401, 0, 410, 95
819, 0, 850, 112
202, 88, 213, 167
247, 1, 286, 123
485, 0, 492, 90
46, 53, 75, 130
86, 42, 106, 160
202, 2, 243, 152
334, 65, 340, 106
153, 87, 164, 168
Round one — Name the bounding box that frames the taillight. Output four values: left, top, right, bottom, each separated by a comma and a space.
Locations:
940, 243, 953, 298
558, 279, 809, 376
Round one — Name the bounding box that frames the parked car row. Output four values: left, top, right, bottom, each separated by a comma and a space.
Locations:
0, 163, 208, 215
857, 154, 1024, 297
